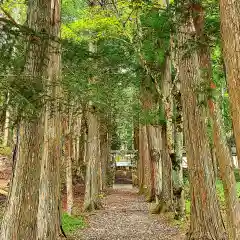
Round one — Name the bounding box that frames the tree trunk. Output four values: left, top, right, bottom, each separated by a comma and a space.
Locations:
139, 77, 156, 201
219, 0, 240, 170
36, 0, 62, 238
37, 106, 61, 240
3, 92, 10, 147
173, 116, 184, 219
106, 130, 113, 188
78, 112, 87, 181
172, 82, 185, 219
147, 125, 163, 212
178, 13, 227, 239
138, 124, 144, 192
0, 122, 43, 239
74, 114, 82, 179
83, 108, 101, 211
210, 146, 218, 179
156, 126, 163, 202
193, 4, 240, 239
142, 125, 152, 201
210, 102, 240, 240
134, 124, 139, 152
162, 55, 174, 157
133, 124, 139, 187
161, 125, 173, 212
171, 37, 185, 219
100, 119, 108, 192
63, 112, 73, 216
1, 0, 61, 238
66, 134, 73, 215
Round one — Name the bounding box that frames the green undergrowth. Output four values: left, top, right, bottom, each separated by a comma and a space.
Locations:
216, 180, 240, 206
0, 209, 86, 234
183, 169, 240, 217
169, 171, 240, 230
0, 145, 12, 157
62, 212, 86, 234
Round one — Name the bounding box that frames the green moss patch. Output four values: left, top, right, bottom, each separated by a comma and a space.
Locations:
62, 213, 86, 233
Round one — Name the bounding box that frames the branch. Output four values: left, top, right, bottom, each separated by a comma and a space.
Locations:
0, 6, 18, 26
122, 9, 134, 27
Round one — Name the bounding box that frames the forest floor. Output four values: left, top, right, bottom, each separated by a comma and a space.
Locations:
71, 184, 185, 240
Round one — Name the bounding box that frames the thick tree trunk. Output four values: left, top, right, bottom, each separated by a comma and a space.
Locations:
210, 102, 240, 239
178, 14, 227, 239
147, 125, 158, 200
0, 122, 43, 239
83, 108, 101, 211
219, 0, 240, 170
36, 0, 62, 238
1, 0, 61, 238
37, 107, 61, 240
139, 77, 156, 201
193, 4, 240, 239
147, 125, 163, 213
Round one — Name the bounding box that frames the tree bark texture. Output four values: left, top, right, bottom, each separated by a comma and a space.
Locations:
178, 13, 227, 239
138, 124, 145, 192
100, 119, 109, 192
146, 125, 162, 202
219, 0, 240, 170
193, 4, 240, 239
142, 125, 152, 201
63, 112, 73, 216
83, 108, 101, 211
161, 125, 173, 211
172, 81, 185, 219
1, 0, 62, 239
0, 122, 43, 239
171, 36, 185, 219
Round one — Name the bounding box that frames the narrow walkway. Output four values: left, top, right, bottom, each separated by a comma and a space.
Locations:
74, 185, 184, 240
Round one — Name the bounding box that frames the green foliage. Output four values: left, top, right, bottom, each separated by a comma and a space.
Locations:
0, 145, 12, 156
216, 180, 240, 206
62, 213, 86, 233
0, 0, 233, 151
140, 7, 172, 69
185, 200, 190, 216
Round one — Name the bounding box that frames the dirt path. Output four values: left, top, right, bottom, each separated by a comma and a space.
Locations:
73, 185, 184, 240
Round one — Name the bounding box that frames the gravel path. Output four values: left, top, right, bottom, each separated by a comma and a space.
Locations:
73, 185, 184, 240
